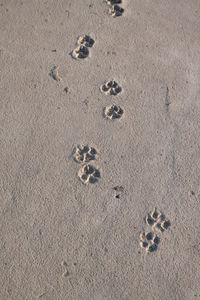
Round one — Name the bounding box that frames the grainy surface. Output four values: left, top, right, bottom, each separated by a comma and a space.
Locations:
0, 0, 200, 299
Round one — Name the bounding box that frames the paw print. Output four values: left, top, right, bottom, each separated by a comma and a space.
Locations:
72, 45, 89, 59
72, 35, 95, 59
100, 80, 122, 95
74, 145, 97, 163
104, 105, 124, 120
146, 208, 171, 232
139, 232, 160, 253
109, 5, 124, 17
78, 164, 101, 184
77, 35, 95, 48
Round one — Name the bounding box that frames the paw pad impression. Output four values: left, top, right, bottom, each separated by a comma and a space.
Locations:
77, 35, 95, 48
106, 0, 124, 17
78, 164, 100, 184
101, 80, 122, 96
140, 232, 160, 252
74, 145, 97, 163
72, 35, 95, 59
146, 208, 171, 232
73, 45, 89, 59
109, 5, 124, 17
104, 105, 124, 120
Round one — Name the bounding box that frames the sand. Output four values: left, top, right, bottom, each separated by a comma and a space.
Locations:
0, 0, 200, 299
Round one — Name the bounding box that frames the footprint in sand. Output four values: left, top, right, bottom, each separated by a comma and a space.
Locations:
109, 4, 124, 17
78, 164, 101, 184
104, 104, 124, 120
100, 80, 122, 96
72, 35, 95, 59
106, 0, 124, 17
73, 145, 97, 163
145, 208, 171, 233
73, 45, 89, 59
139, 232, 160, 253
77, 35, 95, 48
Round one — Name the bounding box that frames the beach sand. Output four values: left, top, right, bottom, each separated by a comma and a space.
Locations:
0, 0, 200, 299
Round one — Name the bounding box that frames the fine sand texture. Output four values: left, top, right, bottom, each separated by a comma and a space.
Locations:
1, 0, 200, 299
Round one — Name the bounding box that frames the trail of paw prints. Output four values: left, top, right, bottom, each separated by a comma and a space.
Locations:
104, 104, 124, 120
72, 35, 95, 59
106, 0, 124, 17
73, 145, 97, 163
100, 80, 122, 96
78, 164, 100, 184
145, 208, 171, 232
140, 232, 160, 253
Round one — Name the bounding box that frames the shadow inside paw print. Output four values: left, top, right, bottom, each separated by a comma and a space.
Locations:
107, 0, 122, 4
78, 164, 100, 184
101, 80, 122, 95
109, 5, 124, 17
104, 105, 124, 120
74, 145, 97, 163
77, 35, 95, 48
146, 208, 171, 232
73, 45, 89, 59
140, 232, 160, 253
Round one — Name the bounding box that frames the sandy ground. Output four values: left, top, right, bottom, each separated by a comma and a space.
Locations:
0, 0, 200, 299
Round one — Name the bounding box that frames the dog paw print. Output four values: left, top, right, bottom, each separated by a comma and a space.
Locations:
146, 208, 171, 232
139, 232, 160, 253
74, 145, 97, 163
73, 45, 89, 59
72, 35, 95, 59
78, 164, 101, 184
109, 4, 124, 17
77, 35, 95, 48
100, 80, 122, 95
104, 105, 124, 120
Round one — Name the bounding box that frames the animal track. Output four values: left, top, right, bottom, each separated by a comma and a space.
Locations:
72, 35, 95, 59
109, 4, 124, 17
104, 105, 124, 120
73, 45, 89, 59
74, 145, 97, 163
100, 80, 122, 95
139, 232, 160, 252
49, 66, 62, 81
77, 35, 95, 48
78, 164, 100, 184
145, 208, 171, 232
